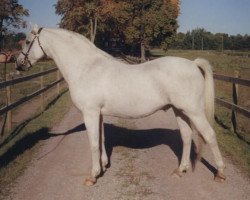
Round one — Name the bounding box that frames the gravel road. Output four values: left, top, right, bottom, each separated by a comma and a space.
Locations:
9, 106, 250, 200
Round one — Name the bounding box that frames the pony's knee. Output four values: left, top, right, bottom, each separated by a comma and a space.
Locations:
202, 129, 217, 146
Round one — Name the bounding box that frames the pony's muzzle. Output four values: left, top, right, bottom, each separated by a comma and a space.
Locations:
16, 65, 25, 71
16, 59, 27, 71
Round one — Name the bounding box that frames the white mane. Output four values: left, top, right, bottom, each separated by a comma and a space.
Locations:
50, 28, 114, 60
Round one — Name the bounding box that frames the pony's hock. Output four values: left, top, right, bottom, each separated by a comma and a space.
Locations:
17, 24, 226, 185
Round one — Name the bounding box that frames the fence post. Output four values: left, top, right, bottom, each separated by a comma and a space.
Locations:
40, 66, 44, 111
231, 70, 239, 132
2, 56, 12, 133
6, 77, 12, 132
57, 69, 60, 95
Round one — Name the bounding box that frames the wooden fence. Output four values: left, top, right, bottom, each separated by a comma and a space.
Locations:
214, 73, 250, 132
0, 65, 65, 134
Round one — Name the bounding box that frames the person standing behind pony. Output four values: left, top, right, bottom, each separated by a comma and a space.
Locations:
0, 50, 13, 63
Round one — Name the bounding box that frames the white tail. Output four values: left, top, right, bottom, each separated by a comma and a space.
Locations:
193, 58, 215, 160
194, 58, 215, 126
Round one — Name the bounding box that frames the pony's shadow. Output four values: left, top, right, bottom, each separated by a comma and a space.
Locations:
0, 122, 216, 176
104, 124, 217, 175
52, 123, 217, 175
103, 124, 200, 170
104, 124, 184, 163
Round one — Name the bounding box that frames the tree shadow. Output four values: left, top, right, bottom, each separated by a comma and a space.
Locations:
0, 124, 86, 168
0, 127, 51, 168
0, 90, 69, 150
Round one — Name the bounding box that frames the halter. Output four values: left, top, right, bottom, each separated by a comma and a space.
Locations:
21, 28, 47, 69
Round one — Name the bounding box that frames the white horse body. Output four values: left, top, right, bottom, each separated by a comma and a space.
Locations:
41, 29, 204, 118
17, 26, 226, 185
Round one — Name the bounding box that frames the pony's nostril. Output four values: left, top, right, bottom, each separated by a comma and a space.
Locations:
16, 64, 25, 71
16, 66, 21, 71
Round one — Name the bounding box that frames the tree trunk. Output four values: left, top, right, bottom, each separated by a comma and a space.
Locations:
140, 42, 146, 63
90, 17, 97, 43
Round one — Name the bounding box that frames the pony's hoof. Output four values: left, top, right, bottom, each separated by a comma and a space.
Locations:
214, 172, 226, 183
171, 169, 182, 178
84, 177, 97, 186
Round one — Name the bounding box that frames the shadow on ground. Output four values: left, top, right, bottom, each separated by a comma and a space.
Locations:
0, 123, 217, 175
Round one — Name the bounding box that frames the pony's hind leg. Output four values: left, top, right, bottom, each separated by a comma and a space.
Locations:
188, 112, 226, 182
83, 109, 102, 186
172, 110, 192, 177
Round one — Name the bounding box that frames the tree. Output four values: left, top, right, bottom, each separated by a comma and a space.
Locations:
55, 0, 180, 58
55, 0, 130, 43
0, 0, 29, 34
55, 0, 106, 43
115, 0, 180, 61
0, 0, 29, 49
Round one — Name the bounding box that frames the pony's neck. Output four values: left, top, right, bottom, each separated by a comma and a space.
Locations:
40, 28, 110, 85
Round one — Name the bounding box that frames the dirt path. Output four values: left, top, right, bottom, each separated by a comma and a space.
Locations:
9, 106, 250, 200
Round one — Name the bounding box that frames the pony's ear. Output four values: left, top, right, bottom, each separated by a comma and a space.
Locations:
31, 24, 39, 35
27, 22, 32, 30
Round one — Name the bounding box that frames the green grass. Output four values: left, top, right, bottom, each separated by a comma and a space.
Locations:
0, 91, 72, 199
215, 123, 250, 177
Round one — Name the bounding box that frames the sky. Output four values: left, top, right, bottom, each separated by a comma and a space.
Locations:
19, 0, 250, 35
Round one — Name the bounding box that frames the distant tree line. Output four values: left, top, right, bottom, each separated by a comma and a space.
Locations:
170, 28, 250, 51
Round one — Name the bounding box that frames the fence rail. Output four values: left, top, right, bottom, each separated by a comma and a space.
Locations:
215, 98, 250, 118
213, 72, 250, 132
213, 73, 250, 87
213, 74, 250, 118
0, 68, 58, 89
0, 65, 65, 133
0, 78, 64, 115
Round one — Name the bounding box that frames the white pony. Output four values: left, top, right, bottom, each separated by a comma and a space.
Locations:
17, 25, 226, 185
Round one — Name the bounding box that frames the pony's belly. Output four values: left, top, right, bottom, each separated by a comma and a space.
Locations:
101, 99, 168, 119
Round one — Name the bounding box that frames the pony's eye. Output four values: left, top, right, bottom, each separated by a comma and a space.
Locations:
26, 40, 31, 45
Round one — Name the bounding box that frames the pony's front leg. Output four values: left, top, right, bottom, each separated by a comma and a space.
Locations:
83, 109, 101, 186
100, 115, 108, 171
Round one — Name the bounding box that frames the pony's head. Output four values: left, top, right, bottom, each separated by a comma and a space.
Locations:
16, 24, 47, 71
